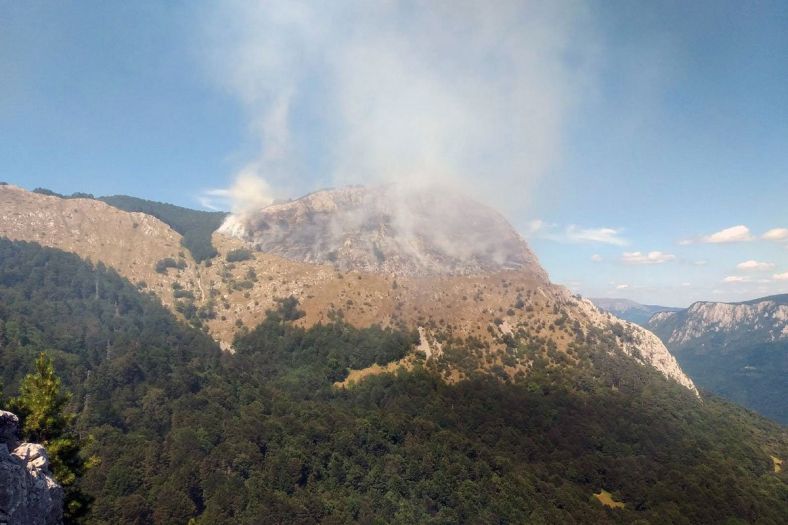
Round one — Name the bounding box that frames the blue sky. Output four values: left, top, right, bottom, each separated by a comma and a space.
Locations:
1, 1, 786, 306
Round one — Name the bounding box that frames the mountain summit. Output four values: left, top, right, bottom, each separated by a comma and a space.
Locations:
219, 186, 547, 278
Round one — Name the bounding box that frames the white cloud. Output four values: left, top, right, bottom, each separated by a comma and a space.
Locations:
615, 284, 630, 289
591, 254, 603, 262
681, 282, 691, 287
693, 260, 708, 266
763, 228, 788, 241
723, 276, 748, 283
621, 251, 676, 264
701, 225, 753, 243
564, 225, 627, 246
774, 272, 788, 281
736, 260, 775, 271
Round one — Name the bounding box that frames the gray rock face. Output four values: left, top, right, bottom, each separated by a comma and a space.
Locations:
219, 185, 548, 279
0, 410, 63, 525
648, 295, 788, 347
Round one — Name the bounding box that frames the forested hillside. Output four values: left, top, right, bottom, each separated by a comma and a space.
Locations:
0, 239, 786, 524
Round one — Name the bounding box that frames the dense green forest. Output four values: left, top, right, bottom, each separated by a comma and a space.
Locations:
672, 340, 788, 425
30, 189, 227, 262
0, 239, 786, 524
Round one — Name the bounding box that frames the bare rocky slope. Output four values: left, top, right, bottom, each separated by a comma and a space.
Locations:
219, 185, 547, 278
0, 184, 696, 392
0, 411, 63, 525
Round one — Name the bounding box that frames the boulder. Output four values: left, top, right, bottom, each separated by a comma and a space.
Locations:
0, 410, 63, 525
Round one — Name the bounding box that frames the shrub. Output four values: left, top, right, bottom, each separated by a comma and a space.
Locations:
226, 248, 253, 263
173, 289, 195, 299
155, 258, 178, 274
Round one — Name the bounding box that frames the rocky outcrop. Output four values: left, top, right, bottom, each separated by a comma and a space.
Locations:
564, 294, 698, 394
648, 295, 788, 347
219, 185, 548, 279
0, 411, 63, 525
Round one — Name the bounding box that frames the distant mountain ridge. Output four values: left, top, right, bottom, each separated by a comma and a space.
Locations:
648, 294, 788, 424
590, 297, 681, 326
649, 294, 788, 347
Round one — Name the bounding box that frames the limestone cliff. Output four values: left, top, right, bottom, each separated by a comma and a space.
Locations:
649, 295, 788, 347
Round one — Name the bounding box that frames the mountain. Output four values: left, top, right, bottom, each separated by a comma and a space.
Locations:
591, 298, 681, 326
0, 183, 696, 391
648, 295, 788, 423
0, 238, 785, 524
220, 186, 546, 278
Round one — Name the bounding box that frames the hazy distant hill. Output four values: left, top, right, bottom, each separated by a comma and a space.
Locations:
591, 297, 681, 326
648, 294, 788, 424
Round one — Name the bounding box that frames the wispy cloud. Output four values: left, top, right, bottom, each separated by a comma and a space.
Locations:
723, 276, 748, 283
564, 225, 627, 245
621, 251, 676, 264
774, 272, 788, 281
526, 221, 627, 245
591, 254, 603, 262
736, 260, 775, 271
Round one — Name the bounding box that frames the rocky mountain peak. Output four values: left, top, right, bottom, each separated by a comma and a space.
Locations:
219, 185, 548, 279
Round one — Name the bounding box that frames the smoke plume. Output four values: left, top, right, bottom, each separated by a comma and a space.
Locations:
199, 1, 598, 214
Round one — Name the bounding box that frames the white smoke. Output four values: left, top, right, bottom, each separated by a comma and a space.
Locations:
198, 1, 598, 213
200, 172, 275, 215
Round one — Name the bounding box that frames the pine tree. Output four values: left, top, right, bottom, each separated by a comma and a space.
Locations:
11, 352, 93, 523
